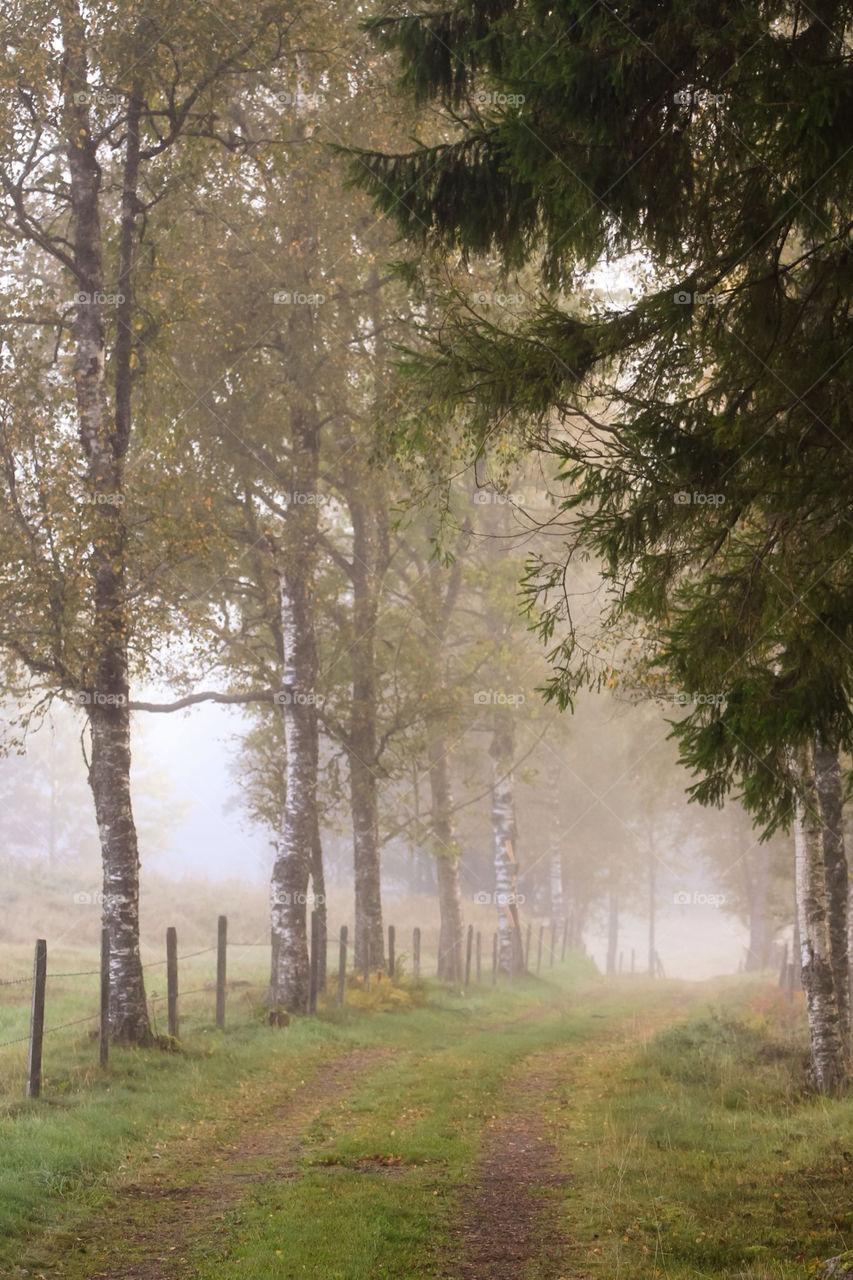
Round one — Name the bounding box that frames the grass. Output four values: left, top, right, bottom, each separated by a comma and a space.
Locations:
0, 951, 599, 1274
543, 982, 853, 1278
1, 963, 851, 1280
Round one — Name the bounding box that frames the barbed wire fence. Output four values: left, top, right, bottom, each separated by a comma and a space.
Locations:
1, 911, 577, 1097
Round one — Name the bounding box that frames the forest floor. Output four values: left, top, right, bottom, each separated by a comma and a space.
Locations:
1, 967, 851, 1280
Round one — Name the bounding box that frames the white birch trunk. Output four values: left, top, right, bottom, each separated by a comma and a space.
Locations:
791, 740, 848, 1092
270, 408, 321, 1013
814, 741, 851, 1045
62, 7, 149, 1042
490, 722, 522, 975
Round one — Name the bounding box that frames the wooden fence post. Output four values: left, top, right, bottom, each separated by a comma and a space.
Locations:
464, 924, 473, 985
166, 926, 178, 1039
630, 948, 635, 975
99, 928, 110, 1067
215, 915, 227, 1029
524, 922, 532, 971
387, 925, 395, 980
308, 910, 319, 1013
549, 921, 556, 968
413, 927, 421, 982
561, 917, 568, 961
491, 932, 498, 985
536, 924, 544, 976
26, 939, 46, 1099
475, 930, 482, 982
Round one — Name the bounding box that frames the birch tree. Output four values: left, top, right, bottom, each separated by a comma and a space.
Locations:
0, 0, 300, 1040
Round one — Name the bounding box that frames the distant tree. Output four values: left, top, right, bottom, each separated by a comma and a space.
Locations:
348, 0, 853, 1090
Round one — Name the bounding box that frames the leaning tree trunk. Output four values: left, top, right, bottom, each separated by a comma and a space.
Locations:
791, 740, 848, 1092
62, 27, 150, 1044
270, 407, 322, 1013
814, 740, 851, 1046
428, 734, 464, 981
490, 720, 522, 975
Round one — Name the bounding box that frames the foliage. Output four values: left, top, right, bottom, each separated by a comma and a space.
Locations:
348, 0, 853, 829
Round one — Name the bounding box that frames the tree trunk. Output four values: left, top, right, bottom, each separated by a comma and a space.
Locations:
490, 720, 522, 975
62, 15, 150, 1043
348, 493, 385, 973
90, 707, 150, 1042
744, 843, 771, 971
792, 740, 848, 1092
548, 756, 565, 927
429, 734, 464, 980
550, 852, 565, 930
606, 877, 619, 976
310, 817, 327, 990
350, 738, 384, 972
814, 740, 851, 1045
270, 409, 322, 1013
648, 858, 657, 978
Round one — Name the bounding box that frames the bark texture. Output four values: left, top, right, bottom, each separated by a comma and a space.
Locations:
348, 491, 386, 972
429, 734, 464, 981
490, 721, 522, 975
270, 408, 322, 1013
792, 740, 848, 1092
814, 740, 851, 1044
62, 8, 150, 1043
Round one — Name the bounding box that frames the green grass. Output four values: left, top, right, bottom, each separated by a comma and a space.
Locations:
2, 965, 851, 1280
0, 952, 599, 1274
543, 982, 853, 1279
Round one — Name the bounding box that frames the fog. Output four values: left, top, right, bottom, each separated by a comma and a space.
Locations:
0, 685, 782, 981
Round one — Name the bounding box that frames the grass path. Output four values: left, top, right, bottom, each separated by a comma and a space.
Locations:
34, 1048, 395, 1280
3, 974, 850, 1280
